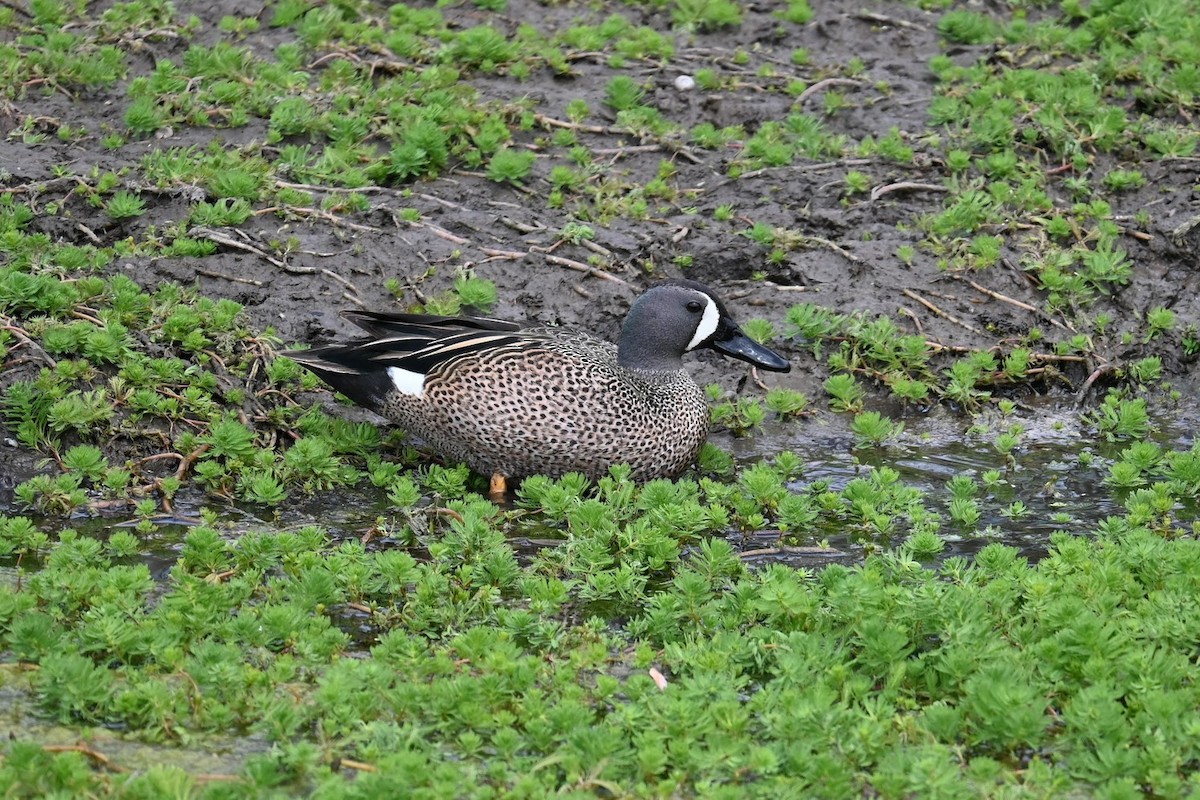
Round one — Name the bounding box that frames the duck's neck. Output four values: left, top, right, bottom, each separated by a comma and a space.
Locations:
617, 334, 686, 373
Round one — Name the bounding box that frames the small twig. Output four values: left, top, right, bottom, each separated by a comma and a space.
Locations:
420, 223, 469, 245
725, 279, 810, 292
579, 239, 613, 258
543, 254, 631, 287
432, 507, 465, 524
320, 268, 359, 295
739, 545, 844, 559
196, 268, 263, 287
870, 181, 949, 201
534, 113, 612, 135
418, 192, 466, 211
205, 569, 237, 584
731, 158, 874, 182
194, 774, 243, 784
76, 223, 102, 244
276, 179, 388, 195
901, 288, 984, 336
478, 247, 527, 260
591, 144, 665, 156
1, 322, 57, 368
797, 78, 865, 105
853, 11, 927, 30
898, 305, 923, 335
801, 234, 861, 264
191, 227, 288, 269
1075, 362, 1117, 407
959, 277, 1074, 331
498, 216, 547, 235
255, 206, 380, 233
44, 743, 120, 770
174, 444, 210, 482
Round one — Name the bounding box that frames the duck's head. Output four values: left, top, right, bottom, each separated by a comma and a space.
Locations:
618, 280, 792, 373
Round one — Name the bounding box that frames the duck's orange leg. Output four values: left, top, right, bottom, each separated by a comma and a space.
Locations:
489, 473, 508, 503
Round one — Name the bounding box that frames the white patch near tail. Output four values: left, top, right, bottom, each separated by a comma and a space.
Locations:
685, 296, 720, 351
387, 366, 426, 396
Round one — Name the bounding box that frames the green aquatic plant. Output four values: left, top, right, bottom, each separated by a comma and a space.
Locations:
824, 374, 865, 413
851, 410, 903, 448
673, 0, 743, 32
486, 147, 536, 185
1090, 393, 1151, 441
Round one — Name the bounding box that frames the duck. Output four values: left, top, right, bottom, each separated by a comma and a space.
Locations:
284, 280, 791, 494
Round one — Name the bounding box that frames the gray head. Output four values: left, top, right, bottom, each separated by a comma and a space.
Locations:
617, 280, 792, 373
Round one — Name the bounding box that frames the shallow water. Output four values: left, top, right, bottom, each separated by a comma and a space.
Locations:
4, 408, 1193, 578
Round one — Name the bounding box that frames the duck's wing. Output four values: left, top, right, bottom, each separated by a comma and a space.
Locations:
283, 321, 557, 408
341, 309, 522, 339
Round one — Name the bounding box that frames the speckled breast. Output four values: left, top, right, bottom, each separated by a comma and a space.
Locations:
378, 337, 710, 480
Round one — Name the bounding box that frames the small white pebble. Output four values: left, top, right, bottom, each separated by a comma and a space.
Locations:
674, 75, 696, 91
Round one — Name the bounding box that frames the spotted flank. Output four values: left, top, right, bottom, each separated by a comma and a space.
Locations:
284, 280, 791, 483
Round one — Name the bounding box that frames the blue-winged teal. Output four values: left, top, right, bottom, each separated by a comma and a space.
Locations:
286, 280, 790, 490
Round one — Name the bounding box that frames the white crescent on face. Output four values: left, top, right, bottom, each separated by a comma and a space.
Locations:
685, 295, 720, 352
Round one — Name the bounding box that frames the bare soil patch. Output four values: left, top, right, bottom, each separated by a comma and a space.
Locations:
2, 0, 1197, 499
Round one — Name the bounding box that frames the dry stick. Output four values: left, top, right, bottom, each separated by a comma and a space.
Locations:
797, 78, 866, 105
731, 158, 874, 182
870, 181, 950, 202
191, 227, 289, 270
591, 144, 665, 156
1075, 362, 1118, 408
805, 235, 861, 264
533, 113, 613, 135
739, 545, 844, 559
901, 288, 984, 336
193, 227, 358, 295
498, 216, 547, 235
418, 192, 466, 211
544, 254, 631, 287
479, 248, 527, 260
959, 277, 1075, 332
44, 743, 120, 769
0, 0, 32, 17
853, 11, 928, 30
591, 143, 702, 164
726, 278, 811, 293
898, 305, 923, 335
76, 223, 102, 244
255, 205, 379, 233
1, 322, 57, 368
321, 268, 359, 294
276, 179, 386, 195
174, 443, 210, 483
193, 774, 243, 784
420, 222, 469, 245
0, 175, 84, 195
195, 268, 263, 287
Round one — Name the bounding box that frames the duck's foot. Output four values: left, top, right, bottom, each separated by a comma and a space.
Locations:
489, 473, 508, 503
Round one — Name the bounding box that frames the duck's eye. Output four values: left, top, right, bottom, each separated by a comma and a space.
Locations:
686, 300, 704, 313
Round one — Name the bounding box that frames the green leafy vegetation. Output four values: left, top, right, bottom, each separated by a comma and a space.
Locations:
1, 0, 1199, 792
5, 511, 1200, 795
